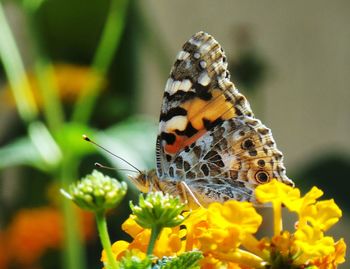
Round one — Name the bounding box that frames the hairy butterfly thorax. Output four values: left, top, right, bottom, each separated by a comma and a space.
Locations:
130, 31, 293, 207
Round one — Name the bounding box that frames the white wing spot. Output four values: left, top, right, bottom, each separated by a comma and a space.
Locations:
189, 38, 201, 47
200, 60, 207, 69
198, 71, 211, 86
178, 79, 192, 92
166, 79, 181, 95
199, 38, 215, 54
194, 52, 200, 59
176, 50, 190, 60
165, 78, 193, 95
159, 120, 166, 132
165, 116, 188, 132
164, 78, 174, 94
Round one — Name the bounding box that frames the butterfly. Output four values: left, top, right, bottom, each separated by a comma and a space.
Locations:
130, 31, 294, 208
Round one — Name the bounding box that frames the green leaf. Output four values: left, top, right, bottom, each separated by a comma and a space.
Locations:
22, 0, 47, 12
54, 122, 96, 157
0, 136, 48, 171
28, 121, 62, 168
0, 122, 97, 171
155, 251, 203, 269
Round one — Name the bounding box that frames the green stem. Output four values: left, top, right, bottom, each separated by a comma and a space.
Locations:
72, 0, 129, 123
0, 2, 38, 123
34, 61, 65, 132
23, 5, 65, 133
61, 153, 86, 269
147, 225, 162, 256
95, 210, 118, 269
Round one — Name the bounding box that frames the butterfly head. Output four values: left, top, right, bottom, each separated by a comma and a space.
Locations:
128, 169, 161, 193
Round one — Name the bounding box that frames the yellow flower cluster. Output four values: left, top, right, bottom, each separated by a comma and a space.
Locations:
255, 180, 346, 268
103, 180, 346, 268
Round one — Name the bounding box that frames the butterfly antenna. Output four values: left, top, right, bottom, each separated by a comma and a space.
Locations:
94, 162, 138, 173
83, 135, 142, 174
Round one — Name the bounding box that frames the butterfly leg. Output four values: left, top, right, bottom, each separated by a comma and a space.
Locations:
156, 179, 202, 208
178, 181, 203, 209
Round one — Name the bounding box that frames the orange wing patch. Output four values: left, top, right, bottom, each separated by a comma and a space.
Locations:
163, 89, 237, 155
183, 89, 237, 129
164, 130, 205, 154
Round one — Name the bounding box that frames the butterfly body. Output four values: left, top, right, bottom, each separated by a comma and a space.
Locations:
130, 32, 293, 207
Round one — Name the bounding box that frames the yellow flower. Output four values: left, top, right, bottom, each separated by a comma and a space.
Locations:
101, 243, 147, 265
111, 201, 265, 268
200, 254, 246, 269
255, 180, 346, 268
255, 179, 300, 205
211, 250, 265, 269
284, 186, 323, 213
122, 215, 145, 238
183, 201, 262, 254
256, 179, 300, 235
101, 240, 130, 261
333, 239, 346, 265
106, 181, 346, 269
199, 254, 222, 269
1, 63, 106, 108
183, 201, 264, 267
182, 207, 208, 251
53, 63, 105, 102
270, 231, 296, 257
197, 225, 240, 253
153, 227, 184, 257
207, 201, 262, 236
276, 184, 341, 233
308, 238, 346, 268
129, 227, 151, 254
110, 215, 184, 260
294, 225, 335, 265
299, 199, 342, 232
199, 254, 253, 269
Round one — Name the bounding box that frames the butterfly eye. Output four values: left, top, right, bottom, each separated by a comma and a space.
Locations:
255, 170, 270, 184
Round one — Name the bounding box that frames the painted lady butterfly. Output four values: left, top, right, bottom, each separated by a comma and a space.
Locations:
130, 31, 294, 207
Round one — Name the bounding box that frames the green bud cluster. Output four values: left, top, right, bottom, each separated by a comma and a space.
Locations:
154, 251, 203, 269
116, 252, 152, 269
130, 192, 185, 229
61, 170, 127, 212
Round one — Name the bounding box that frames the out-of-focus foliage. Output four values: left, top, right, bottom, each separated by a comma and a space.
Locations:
0, 0, 158, 269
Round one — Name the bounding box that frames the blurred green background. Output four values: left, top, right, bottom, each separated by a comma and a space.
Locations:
0, 0, 349, 268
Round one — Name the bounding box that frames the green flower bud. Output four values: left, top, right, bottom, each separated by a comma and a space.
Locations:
130, 192, 185, 229
61, 170, 127, 212
117, 251, 152, 269
155, 251, 203, 269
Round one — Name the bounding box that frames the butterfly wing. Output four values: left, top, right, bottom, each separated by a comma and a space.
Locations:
168, 116, 293, 204
157, 32, 252, 175
156, 31, 293, 203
